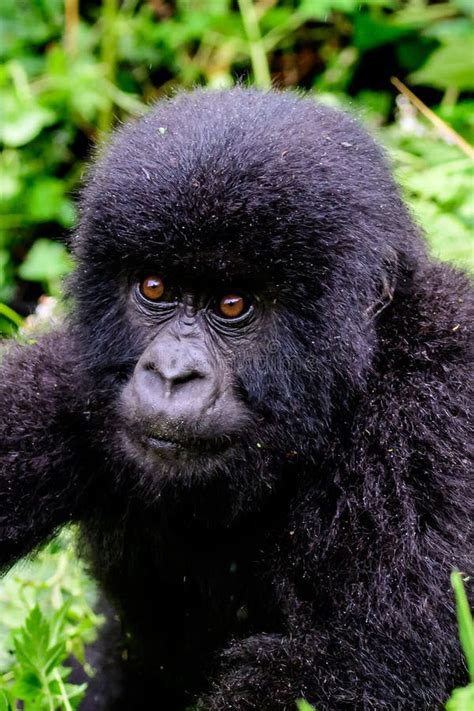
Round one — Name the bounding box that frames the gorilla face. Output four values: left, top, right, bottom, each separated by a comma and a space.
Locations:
113, 265, 321, 487
118, 275, 257, 470
72, 89, 411, 495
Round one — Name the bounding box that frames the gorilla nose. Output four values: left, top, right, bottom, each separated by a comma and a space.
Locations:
143, 354, 208, 398
130, 336, 217, 423
144, 359, 205, 395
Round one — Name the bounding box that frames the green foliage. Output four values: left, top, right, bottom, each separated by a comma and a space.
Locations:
296, 700, 317, 711
0, 529, 102, 710
411, 34, 474, 91
0, 304, 23, 336
18, 239, 74, 296
446, 685, 474, 711
445, 572, 474, 710
452, 572, 474, 681
2, 606, 86, 710
385, 131, 474, 271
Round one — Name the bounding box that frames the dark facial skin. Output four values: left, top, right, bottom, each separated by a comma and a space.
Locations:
120, 275, 257, 471
117, 249, 400, 482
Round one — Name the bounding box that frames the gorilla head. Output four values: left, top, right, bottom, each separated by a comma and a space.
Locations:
72, 88, 420, 507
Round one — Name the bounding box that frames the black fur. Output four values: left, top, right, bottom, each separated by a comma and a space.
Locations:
1, 89, 472, 710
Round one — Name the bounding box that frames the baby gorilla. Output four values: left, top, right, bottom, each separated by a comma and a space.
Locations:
0, 89, 472, 710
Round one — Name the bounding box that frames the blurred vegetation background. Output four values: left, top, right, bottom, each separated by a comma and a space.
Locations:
0, 2, 473, 709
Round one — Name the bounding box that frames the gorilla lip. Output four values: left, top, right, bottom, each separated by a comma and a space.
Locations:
145, 435, 182, 452
141, 432, 232, 457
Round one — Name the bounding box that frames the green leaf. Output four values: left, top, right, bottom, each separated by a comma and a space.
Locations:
0, 91, 56, 147
445, 683, 474, 711
451, 571, 474, 681
0, 689, 11, 711
296, 700, 317, 711
55, 681, 87, 709
13, 606, 49, 672
426, 18, 473, 43
13, 670, 42, 699
299, 0, 360, 19
18, 238, 73, 288
452, 0, 474, 13
27, 179, 64, 221
0, 303, 23, 329
353, 13, 413, 52
44, 641, 67, 676
48, 602, 71, 646
0, 105, 55, 147
24, 606, 50, 650
410, 37, 474, 91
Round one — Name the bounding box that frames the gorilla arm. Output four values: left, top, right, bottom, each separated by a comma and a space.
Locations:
0, 331, 89, 571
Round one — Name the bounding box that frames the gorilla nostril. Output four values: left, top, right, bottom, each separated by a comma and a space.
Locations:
143, 360, 204, 388
144, 361, 163, 377
172, 370, 204, 386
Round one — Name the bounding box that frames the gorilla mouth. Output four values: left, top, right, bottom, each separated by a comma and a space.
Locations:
140, 432, 234, 459
146, 435, 183, 451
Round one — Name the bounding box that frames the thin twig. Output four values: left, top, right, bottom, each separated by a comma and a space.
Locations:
391, 77, 474, 160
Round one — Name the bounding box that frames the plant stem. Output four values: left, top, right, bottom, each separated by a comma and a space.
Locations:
441, 86, 459, 108
237, 0, 271, 89
99, 0, 119, 134
40, 669, 55, 711
64, 0, 79, 55
54, 668, 74, 711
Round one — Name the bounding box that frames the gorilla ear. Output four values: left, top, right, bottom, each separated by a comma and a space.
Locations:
366, 246, 398, 319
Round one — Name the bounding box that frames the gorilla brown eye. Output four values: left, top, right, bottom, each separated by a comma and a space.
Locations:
217, 294, 246, 319
140, 276, 165, 301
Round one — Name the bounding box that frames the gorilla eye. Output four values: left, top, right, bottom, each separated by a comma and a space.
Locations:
216, 294, 247, 319
140, 276, 165, 301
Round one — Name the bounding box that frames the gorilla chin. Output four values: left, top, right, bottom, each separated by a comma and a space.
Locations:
117, 409, 246, 479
